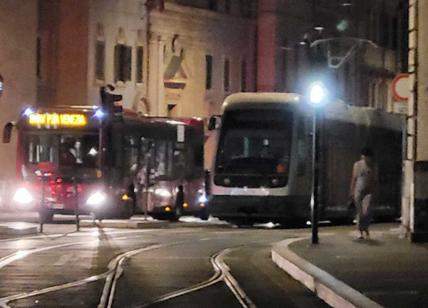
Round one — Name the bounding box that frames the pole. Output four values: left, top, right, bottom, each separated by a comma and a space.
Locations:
311, 108, 320, 244
144, 152, 151, 221
40, 176, 46, 233
73, 177, 80, 231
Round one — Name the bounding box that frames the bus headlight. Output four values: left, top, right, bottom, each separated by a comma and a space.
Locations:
86, 191, 106, 207
13, 188, 33, 205
154, 188, 172, 198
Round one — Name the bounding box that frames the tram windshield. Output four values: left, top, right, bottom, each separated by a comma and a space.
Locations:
215, 108, 293, 175
22, 132, 99, 179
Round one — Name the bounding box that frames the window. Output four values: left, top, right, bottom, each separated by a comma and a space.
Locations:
136, 46, 144, 83
206, 55, 213, 90
225, 0, 231, 13
114, 44, 132, 82
239, 0, 251, 18
241, 60, 247, 92
224, 59, 230, 92
208, 0, 217, 11
95, 41, 105, 81
124, 135, 139, 176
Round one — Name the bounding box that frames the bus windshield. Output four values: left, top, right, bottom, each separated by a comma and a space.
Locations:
215, 108, 293, 175
23, 132, 99, 179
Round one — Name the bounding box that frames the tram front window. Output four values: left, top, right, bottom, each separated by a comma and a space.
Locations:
216, 109, 293, 175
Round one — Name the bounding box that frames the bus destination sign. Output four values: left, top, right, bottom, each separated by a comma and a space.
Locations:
29, 113, 87, 127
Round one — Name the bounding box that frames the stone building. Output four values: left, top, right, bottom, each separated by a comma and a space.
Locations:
0, 0, 38, 207
258, 0, 408, 112
37, 0, 256, 117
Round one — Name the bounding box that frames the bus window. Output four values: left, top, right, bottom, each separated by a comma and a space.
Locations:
138, 137, 154, 185
173, 148, 186, 178
26, 134, 56, 164
124, 135, 139, 175
154, 141, 168, 178
58, 135, 98, 168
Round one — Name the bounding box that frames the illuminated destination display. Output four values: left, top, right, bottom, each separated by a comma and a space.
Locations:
29, 113, 87, 127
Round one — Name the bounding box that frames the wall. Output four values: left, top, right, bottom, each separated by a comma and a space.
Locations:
0, 0, 37, 207
148, 2, 257, 168
38, 0, 89, 106
88, 0, 148, 110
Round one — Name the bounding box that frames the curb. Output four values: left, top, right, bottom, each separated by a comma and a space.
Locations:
271, 238, 383, 308
0, 223, 39, 236
79, 219, 169, 229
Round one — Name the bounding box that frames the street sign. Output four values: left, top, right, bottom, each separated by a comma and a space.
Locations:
391, 73, 409, 101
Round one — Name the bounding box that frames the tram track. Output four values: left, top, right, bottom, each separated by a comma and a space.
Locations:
0, 230, 257, 308
136, 247, 256, 308
0, 232, 167, 308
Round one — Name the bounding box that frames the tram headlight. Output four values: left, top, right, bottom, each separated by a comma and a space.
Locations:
13, 188, 33, 205
86, 191, 106, 207
154, 188, 172, 198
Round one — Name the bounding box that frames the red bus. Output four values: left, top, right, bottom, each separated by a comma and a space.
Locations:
3, 106, 207, 222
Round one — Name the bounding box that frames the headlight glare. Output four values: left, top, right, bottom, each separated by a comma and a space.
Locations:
86, 191, 106, 206
198, 194, 208, 203
155, 188, 172, 198
13, 188, 33, 204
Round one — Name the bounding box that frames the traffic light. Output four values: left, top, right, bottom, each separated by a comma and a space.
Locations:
99, 85, 123, 117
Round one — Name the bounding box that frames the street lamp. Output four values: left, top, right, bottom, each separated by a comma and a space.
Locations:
308, 81, 328, 244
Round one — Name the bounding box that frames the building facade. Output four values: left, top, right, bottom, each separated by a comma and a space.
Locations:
37, 0, 256, 117
0, 0, 38, 208
258, 0, 408, 112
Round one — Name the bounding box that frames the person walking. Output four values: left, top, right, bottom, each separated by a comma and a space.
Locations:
350, 147, 377, 239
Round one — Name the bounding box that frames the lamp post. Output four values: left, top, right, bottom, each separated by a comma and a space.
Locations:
308, 81, 327, 245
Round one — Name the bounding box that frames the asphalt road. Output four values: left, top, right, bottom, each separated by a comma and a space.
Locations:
0, 216, 328, 308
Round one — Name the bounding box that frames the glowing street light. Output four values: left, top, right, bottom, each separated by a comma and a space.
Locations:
308, 80, 328, 245
309, 82, 327, 105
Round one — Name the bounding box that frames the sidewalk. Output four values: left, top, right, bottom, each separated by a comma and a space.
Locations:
272, 224, 428, 308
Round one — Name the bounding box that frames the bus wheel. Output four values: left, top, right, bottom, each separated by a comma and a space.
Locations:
120, 202, 134, 219
170, 192, 184, 222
